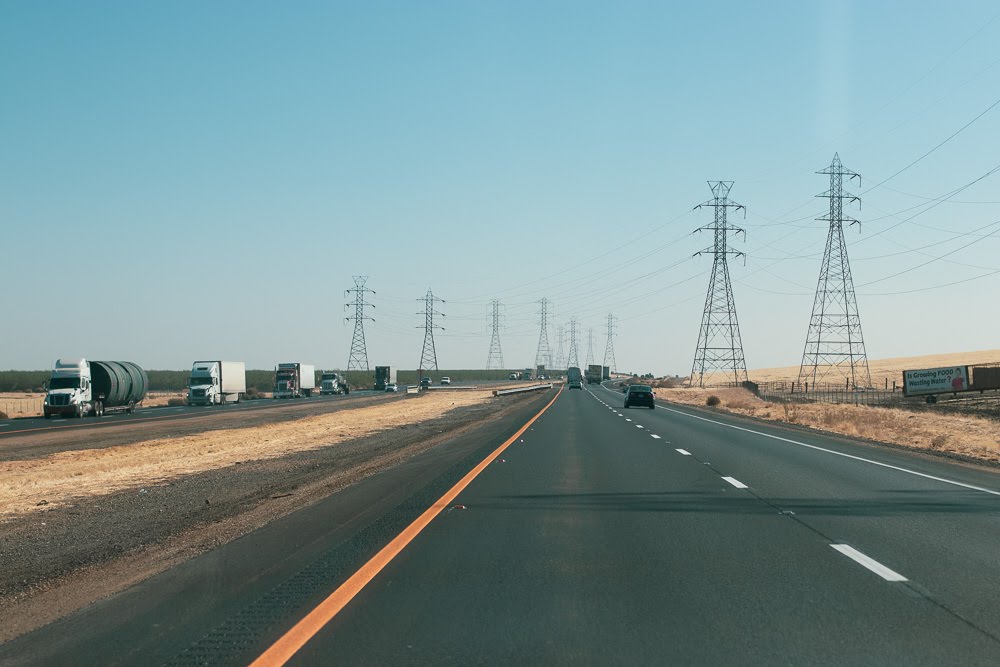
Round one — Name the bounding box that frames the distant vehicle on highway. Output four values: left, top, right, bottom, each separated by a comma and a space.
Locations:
420, 376, 432, 388
188, 360, 246, 406
319, 370, 350, 395
440, 377, 451, 385
508, 372, 519, 380
374, 366, 396, 391
624, 384, 655, 409
274, 362, 315, 399
567, 366, 583, 390
385, 382, 399, 392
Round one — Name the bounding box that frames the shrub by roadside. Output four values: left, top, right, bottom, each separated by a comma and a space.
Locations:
166, 398, 186, 407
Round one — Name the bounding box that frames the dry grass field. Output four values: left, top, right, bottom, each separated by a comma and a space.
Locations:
749, 349, 1000, 386
655, 386, 1000, 463
0, 390, 493, 521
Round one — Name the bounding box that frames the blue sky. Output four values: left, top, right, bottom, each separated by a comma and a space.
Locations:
3, 1, 1000, 374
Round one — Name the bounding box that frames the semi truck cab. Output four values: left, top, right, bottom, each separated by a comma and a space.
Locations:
44, 358, 93, 418
188, 363, 221, 405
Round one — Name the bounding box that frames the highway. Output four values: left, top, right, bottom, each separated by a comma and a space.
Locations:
3, 383, 1000, 664
0, 391, 383, 439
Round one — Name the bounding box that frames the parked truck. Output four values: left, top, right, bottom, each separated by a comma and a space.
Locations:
603, 365, 610, 381
273, 363, 316, 398
320, 370, 351, 395
586, 364, 603, 384
187, 361, 246, 406
374, 366, 395, 391
567, 366, 583, 390
43, 358, 148, 418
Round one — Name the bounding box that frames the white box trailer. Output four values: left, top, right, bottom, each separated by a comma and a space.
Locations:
188, 361, 246, 405
274, 362, 316, 398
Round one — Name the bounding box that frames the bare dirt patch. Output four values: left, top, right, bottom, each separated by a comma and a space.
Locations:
654, 386, 1000, 463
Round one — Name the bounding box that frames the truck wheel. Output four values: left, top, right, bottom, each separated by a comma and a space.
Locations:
127, 401, 135, 414
344, 386, 350, 395
94, 401, 104, 417
235, 394, 241, 404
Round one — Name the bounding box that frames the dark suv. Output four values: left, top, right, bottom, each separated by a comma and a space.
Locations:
624, 384, 655, 409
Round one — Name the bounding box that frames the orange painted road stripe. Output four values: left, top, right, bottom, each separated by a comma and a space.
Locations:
249, 385, 563, 667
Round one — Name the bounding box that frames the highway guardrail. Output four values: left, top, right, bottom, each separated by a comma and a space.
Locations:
493, 383, 553, 396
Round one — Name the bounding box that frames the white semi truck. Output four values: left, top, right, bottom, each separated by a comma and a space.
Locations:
273, 362, 316, 398
320, 370, 350, 395
43, 358, 148, 418
187, 361, 246, 406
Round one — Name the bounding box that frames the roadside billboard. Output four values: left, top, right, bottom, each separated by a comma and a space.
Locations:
902, 366, 969, 397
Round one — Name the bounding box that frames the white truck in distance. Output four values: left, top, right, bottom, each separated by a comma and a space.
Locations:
320, 371, 350, 395
273, 362, 316, 398
187, 361, 246, 406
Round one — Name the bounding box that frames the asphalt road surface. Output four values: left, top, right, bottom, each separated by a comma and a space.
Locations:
4, 383, 1000, 665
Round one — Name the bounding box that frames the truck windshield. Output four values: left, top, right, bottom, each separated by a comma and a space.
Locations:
49, 377, 80, 389
190, 376, 214, 386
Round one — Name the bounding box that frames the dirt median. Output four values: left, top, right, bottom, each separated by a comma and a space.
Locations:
0, 388, 550, 642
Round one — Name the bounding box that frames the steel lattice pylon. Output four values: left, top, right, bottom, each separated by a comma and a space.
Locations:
554, 324, 565, 370
567, 318, 580, 368
417, 289, 444, 373
534, 298, 552, 369
487, 299, 504, 370
690, 181, 749, 387
603, 313, 617, 373
344, 276, 374, 371
797, 154, 872, 389
585, 328, 595, 367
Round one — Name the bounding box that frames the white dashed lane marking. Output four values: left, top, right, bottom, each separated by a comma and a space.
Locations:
831, 545, 908, 582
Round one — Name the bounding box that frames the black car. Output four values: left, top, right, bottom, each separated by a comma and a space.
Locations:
420, 376, 432, 388
624, 384, 655, 409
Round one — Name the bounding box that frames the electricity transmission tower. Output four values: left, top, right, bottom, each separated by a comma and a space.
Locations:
567, 318, 580, 368
603, 313, 617, 373
417, 289, 445, 373
487, 299, 504, 370
797, 154, 873, 389
535, 298, 552, 369
344, 276, 375, 371
690, 181, 749, 387
555, 324, 565, 370
585, 328, 595, 367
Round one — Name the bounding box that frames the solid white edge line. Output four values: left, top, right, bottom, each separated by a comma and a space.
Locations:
659, 405, 1000, 497
722, 476, 748, 489
831, 544, 908, 582
675, 448, 691, 455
